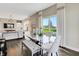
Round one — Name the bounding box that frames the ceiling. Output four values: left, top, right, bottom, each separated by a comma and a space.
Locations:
0, 3, 54, 20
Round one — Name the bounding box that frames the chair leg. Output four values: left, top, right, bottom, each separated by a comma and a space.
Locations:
48, 52, 58, 56
56, 52, 58, 56
51, 53, 52, 56
51, 52, 58, 56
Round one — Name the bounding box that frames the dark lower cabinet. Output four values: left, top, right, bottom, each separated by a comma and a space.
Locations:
0, 39, 7, 56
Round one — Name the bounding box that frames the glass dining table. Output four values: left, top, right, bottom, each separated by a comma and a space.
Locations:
24, 35, 56, 56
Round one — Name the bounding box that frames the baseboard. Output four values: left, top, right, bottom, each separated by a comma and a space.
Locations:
59, 46, 79, 53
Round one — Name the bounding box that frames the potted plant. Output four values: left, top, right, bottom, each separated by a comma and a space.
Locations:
38, 32, 43, 45
38, 32, 43, 37
38, 31, 43, 55
33, 33, 36, 36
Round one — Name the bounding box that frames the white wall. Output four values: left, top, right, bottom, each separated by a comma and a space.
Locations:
16, 23, 23, 31
0, 18, 17, 32
0, 18, 23, 32
57, 3, 79, 52
64, 4, 79, 51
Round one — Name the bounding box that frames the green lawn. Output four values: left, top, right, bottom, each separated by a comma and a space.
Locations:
42, 28, 56, 33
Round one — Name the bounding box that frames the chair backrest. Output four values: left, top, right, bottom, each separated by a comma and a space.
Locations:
24, 31, 31, 41
18, 31, 23, 38
42, 35, 49, 44
24, 31, 31, 37
0, 33, 2, 39
48, 36, 61, 56
50, 36, 56, 43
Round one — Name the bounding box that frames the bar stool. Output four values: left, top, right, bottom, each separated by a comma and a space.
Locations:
0, 38, 7, 56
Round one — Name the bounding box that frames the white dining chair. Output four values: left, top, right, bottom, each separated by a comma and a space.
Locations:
50, 36, 56, 43
42, 35, 49, 44
18, 31, 24, 38
48, 36, 61, 56
24, 31, 31, 37
41, 35, 52, 55
0, 33, 2, 39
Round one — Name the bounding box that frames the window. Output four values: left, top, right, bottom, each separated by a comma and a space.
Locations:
50, 16, 57, 33
50, 16, 57, 27
42, 18, 49, 26
42, 16, 57, 34
42, 18, 49, 33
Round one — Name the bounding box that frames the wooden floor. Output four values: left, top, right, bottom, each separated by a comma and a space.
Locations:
6, 39, 79, 56
6, 39, 22, 56
59, 47, 79, 56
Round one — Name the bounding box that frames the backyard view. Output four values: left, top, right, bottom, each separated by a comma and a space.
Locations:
42, 27, 56, 33
42, 16, 57, 34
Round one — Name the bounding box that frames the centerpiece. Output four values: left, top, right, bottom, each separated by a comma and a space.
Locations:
37, 28, 43, 55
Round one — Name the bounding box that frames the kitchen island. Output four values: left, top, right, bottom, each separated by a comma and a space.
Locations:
0, 31, 24, 40
0, 31, 24, 56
